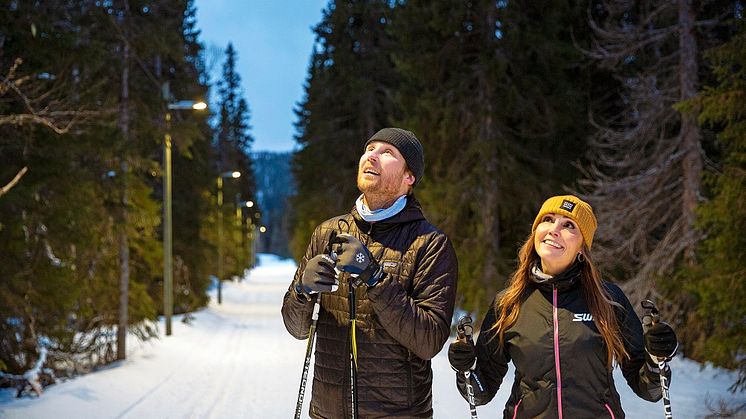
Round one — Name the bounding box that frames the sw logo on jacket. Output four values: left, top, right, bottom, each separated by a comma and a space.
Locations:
572, 313, 593, 322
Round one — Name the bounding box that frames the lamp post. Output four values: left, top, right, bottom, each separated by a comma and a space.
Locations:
246, 217, 256, 267
236, 199, 254, 270
162, 82, 207, 336
217, 170, 240, 304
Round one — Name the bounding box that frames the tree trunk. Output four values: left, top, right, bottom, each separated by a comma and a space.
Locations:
678, 0, 702, 263
116, 21, 131, 362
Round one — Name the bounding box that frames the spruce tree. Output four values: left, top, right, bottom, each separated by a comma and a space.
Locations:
1, 0, 120, 373
389, 0, 593, 314
291, 0, 397, 259
163, 0, 215, 313
213, 42, 258, 280
0, 0, 214, 379
579, 0, 728, 305
672, 20, 746, 391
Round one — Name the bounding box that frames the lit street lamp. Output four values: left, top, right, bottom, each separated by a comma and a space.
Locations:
217, 170, 240, 304
169, 100, 207, 111
162, 82, 207, 336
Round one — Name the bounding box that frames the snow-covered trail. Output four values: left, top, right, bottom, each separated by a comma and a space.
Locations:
0, 256, 311, 419
1, 254, 744, 418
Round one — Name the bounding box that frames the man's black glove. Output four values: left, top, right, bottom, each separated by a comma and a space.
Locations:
448, 339, 476, 373
296, 254, 338, 299
643, 320, 678, 360
330, 233, 384, 288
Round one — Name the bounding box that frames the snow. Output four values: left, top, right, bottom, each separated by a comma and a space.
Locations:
1, 254, 744, 418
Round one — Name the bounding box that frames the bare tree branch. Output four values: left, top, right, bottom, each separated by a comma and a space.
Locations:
0, 166, 28, 198
576, 0, 713, 306
0, 58, 111, 195
1, 58, 110, 133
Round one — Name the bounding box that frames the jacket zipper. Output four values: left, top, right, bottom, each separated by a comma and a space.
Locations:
604, 403, 616, 419
511, 398, 523, 419
553, 285, 563, 419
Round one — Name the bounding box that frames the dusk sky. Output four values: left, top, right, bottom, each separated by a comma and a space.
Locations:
195, 0, 329, 152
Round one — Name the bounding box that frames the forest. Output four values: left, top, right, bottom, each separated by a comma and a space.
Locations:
0, 0, 259, 389
1, 0, 744, 397
291, 0, 744, 391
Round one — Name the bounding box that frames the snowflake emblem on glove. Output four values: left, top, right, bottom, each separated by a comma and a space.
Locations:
355, 252, 366, 264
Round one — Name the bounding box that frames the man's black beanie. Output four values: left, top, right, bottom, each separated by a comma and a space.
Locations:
364, 127, 425, 186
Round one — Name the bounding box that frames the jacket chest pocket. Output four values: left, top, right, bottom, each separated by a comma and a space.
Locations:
381, 259, 411, 292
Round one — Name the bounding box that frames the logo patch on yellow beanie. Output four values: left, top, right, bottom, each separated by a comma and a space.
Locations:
560, 199, 576, 213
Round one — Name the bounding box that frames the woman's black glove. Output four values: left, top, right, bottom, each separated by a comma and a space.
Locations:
331, 233, 384, 287
448, 339, 476, 373
296, 254, 338, 298
643, 321, 678, 360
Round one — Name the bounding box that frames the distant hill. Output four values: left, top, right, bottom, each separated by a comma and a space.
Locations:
252, 151, 294, 258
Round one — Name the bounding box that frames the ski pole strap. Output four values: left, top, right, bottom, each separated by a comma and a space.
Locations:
457, 316, 474, 342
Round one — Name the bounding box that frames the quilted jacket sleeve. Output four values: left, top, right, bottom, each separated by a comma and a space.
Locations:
366, 231, 458, 360
455, 298, 510, 406
607, 282, 671, 402
281, 225, 323, 340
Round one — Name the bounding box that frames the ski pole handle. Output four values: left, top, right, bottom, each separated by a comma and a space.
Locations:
295, 231, 340, 419
641, 299, 661, 325
641, 300, 673, 419
326, 231, 339, 261
456, 316, 478, 419
457, 316, 474, 342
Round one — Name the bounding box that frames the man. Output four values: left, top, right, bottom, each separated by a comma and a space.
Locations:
282, 127, 458, 418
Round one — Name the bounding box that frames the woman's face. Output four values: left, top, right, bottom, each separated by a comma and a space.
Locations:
533, 213, 584, 275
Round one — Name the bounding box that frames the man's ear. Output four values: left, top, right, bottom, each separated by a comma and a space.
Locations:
403, 170, 415, 186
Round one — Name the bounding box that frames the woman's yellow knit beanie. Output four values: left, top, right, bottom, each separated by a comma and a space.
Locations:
531, 195, 598, 250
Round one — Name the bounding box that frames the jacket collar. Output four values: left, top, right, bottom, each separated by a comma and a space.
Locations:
530, 261, 582, 292
352, 194, 426, 233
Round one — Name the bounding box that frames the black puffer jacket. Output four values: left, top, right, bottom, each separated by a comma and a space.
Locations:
282, 197, 458, 418
457, 267, 669, 418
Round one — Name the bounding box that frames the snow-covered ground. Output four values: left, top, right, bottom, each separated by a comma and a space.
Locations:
1, 254, 744, 418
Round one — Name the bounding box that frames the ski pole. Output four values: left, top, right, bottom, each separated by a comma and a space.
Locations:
294, 297, 321, 419
294, 233, 338, 419
348, 282, 359, 419
326, 232, 359, 419
457, 316, 478, 419
641, 300, 673, 419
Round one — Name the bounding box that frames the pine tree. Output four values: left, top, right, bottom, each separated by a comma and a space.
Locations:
389, 0, 593, 314
1, 0, 118, 374
672, 19, 746, 391
165, 0, 215, 314
579, 0, 726, 306
0, 0, 214, 380
290, 0, 397, 259
213, 42, 258, 280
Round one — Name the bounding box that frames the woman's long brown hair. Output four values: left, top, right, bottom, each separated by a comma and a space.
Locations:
491, 232, 629, 368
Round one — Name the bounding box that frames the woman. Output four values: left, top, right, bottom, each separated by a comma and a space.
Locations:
448, 195, 678, 418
